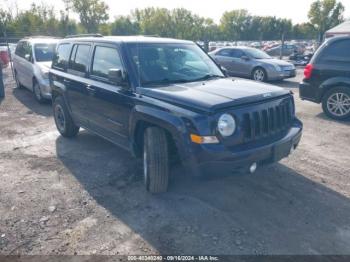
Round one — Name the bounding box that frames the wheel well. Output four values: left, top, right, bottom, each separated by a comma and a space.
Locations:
133, 121, 179, 162
321, 84, 350, 101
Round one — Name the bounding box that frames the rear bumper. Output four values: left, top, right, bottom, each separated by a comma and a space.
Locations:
299, 81, 320, 103
183, 118, 303, 176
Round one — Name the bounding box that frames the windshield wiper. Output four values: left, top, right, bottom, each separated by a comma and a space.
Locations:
142, 78, 191, 86
193, 74, 225, 82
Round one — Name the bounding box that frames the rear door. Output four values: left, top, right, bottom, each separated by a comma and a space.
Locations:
230, 49, 249, 76
86, 43, 133, 149
213, 49, 236, 74
14, 41, 33, 88
65, 43, 92, 126
312, 39, 350, 95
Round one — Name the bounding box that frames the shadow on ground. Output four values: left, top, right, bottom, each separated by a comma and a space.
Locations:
316, 112, 350, 126
56, 131, 350, 255
12, 87, 52, 117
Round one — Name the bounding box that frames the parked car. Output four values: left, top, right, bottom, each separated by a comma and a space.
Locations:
300, 36, 350, 120
0, 47, 10, 68
13, 37, 58, 102
50, 35, 303, 193
266, 44, 299, 57
209, 47, 296, 82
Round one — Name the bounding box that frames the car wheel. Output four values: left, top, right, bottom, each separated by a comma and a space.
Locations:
322, 87, 350, 120
33, 81, 45, 103
252, 67, 267, 82
53, 96, 80, 137
14, 71, 23, 89
143, 127, 169, 193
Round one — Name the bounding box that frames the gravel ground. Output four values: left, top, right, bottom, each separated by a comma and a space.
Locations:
0, 67, 350, 256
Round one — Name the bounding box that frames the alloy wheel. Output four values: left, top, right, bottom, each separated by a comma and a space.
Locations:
326, 92, 350, 117
253, 69, 265, 81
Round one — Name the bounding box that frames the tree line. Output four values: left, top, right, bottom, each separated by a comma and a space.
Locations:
0, 0, 346, 42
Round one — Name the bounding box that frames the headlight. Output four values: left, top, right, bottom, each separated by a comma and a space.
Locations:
272, 64, 282, 72
218, 114, 236, 137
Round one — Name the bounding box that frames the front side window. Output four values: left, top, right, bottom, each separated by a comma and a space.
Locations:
245, 48, 271, 59
34, 43, 57, 62
230, 49, 244, 58
69, 44, 91, 74
217, 49, 232, 57
15, 42, 25, 57
92, 46, 123, 79
52, 43, 71, 70
127, 43, 224, 86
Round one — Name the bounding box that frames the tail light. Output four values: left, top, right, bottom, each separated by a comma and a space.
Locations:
304, 64, 313, 80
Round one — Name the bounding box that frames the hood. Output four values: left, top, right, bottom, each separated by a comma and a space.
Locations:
259, 58, 294, 67
138, 78, 290, 113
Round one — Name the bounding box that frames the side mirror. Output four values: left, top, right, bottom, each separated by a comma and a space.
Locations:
108, 69, 125, 86
241, 55, 250, 61
220, 66, 229, 77
24, 54, 32, 62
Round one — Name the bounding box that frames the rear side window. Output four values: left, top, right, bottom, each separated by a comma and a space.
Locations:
319, 39, 350, 62
69, 44, 91, 75
217, 49, 232, 57
91, 46, 123, 79
53, 44, 71, 70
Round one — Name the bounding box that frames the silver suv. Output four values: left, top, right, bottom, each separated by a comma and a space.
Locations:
13, 37, 58, 102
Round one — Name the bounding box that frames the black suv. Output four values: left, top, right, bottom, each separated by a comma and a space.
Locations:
50, 36, 303, 193
300, 36, 350, 120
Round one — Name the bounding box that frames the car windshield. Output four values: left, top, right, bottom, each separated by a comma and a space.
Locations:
245, 48, 271, 59
127, 43, 224, 86
34, 43, 56, 62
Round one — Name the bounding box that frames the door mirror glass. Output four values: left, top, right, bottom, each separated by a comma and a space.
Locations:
108, 69, 124, 85
24, 54, 32, 62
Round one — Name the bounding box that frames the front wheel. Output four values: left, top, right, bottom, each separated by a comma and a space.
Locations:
143, 127, 169, 193
53, 96, 80, 137
252, 67, 267, 82
33, 81, 45, 103
322, 87, 350, 120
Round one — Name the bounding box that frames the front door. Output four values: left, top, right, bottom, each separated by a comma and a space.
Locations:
87, 44, 133, 149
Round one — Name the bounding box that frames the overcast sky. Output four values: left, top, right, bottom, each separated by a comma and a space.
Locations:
2, 0, 350, 24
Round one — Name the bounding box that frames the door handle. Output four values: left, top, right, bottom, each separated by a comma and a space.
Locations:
86, 85, 96, 92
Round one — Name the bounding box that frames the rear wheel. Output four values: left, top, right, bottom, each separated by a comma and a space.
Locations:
322, 87, 350, 120
252, 67, 267, 82
53, 96, 80, 137
143, 127, 169, 193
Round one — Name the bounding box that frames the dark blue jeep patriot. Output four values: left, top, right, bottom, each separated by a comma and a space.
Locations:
49, 35, 303, 193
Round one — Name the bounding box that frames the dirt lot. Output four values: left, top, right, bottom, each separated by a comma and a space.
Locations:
1, 67, 350, 256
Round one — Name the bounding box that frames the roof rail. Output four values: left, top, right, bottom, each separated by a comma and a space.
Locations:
23, 36, 61, 39
65, 34, 104, 39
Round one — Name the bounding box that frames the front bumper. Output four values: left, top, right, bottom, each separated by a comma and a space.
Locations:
183, 119, 302, 176
268, 69, 296, 81
38, 78, 52, 99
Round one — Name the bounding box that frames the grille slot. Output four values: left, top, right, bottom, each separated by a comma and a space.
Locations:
243, 100, 293, 142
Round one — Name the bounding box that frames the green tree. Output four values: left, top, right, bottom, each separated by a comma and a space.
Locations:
111, 16, 140, 35
70, 0, 109, 33
308, 0, 345, 40
220, 9, 250, 41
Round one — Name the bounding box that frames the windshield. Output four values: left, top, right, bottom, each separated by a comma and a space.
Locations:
127, 43, 224, 86
34, 43, 56, 62
245, 48, 271, 59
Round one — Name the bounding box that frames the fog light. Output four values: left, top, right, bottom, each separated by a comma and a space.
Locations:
249, 162, 257, 174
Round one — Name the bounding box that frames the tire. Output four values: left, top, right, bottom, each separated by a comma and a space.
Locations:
322, 87, 350, 120
53, 96, 80, 138
252, 67, 267, 82
14, 71, 23, 89
143, 127, 169, 193
33, 80, 45, 103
